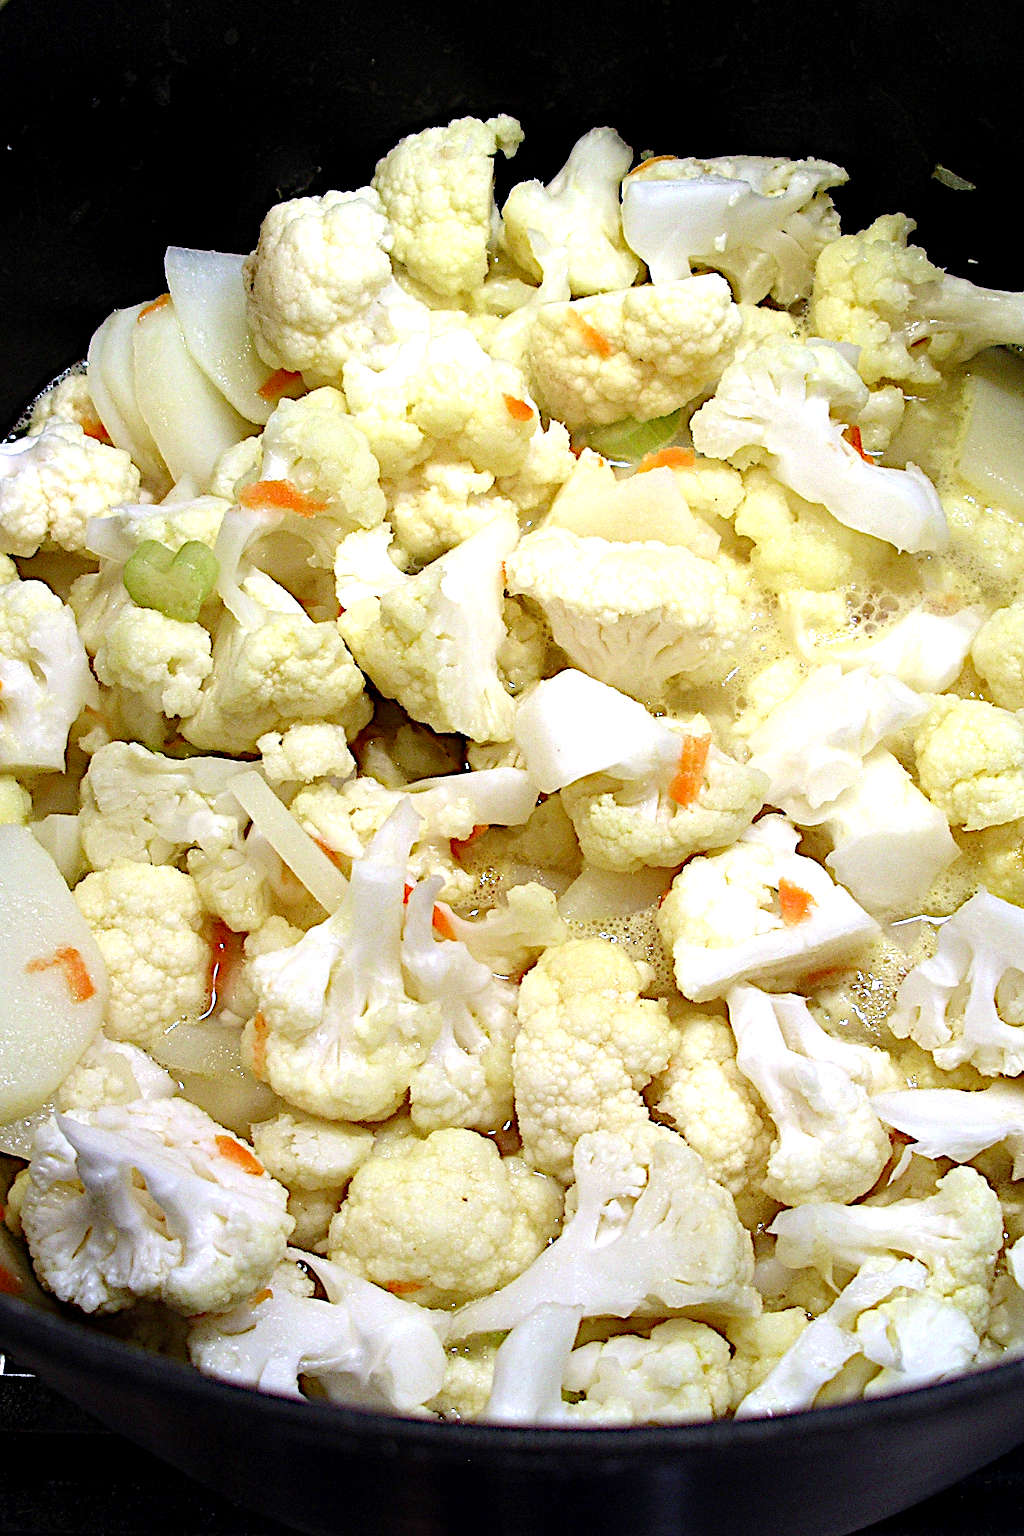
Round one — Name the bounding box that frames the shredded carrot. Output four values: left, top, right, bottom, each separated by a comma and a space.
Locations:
624, 154, 677, 177
569, 310, 613, 357
215, 1135, 265, 1176
668, 735, 711, 807
843, 425, 873, 463
249, 1012, 269, 1081
81, 416, 113, 445
202, 919, 247, 1019
138, 293, 171, 321
403, 882, 457, 939
25, 946, 96, 1003
503, 393, 534, 422
310, 836, 344, 870
450, 824, 489, 861
800, 963, 846, 990
636, 446, 696, 474
778, 879, 815, 925
247, 1287, 274, 1306
0, 1265, 23, 1296
257, 368, 304, 402
239, 479, 329, 516
384, 1279, 423, 1296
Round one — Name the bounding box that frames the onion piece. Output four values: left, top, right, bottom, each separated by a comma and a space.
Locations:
86, 304, 170, 490
229, 770, 347, 913
164, 247, 278, 425
957, 347, 1024, 516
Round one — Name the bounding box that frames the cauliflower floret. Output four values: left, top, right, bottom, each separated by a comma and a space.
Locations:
386, 458, 517, 565
501, 126, 641, 297
0, 577, 97, 773
656, 815, 879, 1003
810, 213, 1024, 387
730, 466, 906, 595
371, 115, 522, 299
188, 1252, 448, 1412
0, 419, 141, 557
526, 274, 741, 429
725, 1309, 810, 1405
958, 820, 1024, 906
914, 695, 1024, 831
0, 773, 31, 824
727, 985, 892, 1207
971, 600, 1024, 710
73, 861, 210, 1050
690, 337, 948, 553
183, 571, 371, 756
562, 721, 766, 873
887, 889, 1024, 1078
562, 1317, 733, 1424
93, 605, 214, 721
257, 723, 356, 786
19, 1098, 292, 1315
452, 1123, 760, 1339
430, 1337, 502, 1421
504, 527, 750, 701
648, 1006, 774, 1224
338, 509, 518, 743
250, 1109, 375, 1192
770, 1164, 1004, 1336
26, 371, 99, 436
55, 1033, 177, 1112
512, 938, 675, 1182
343, 324, 539, 482
621, 154, 847, 305
328, 1127, 562, 1307
243, 186, 430, 384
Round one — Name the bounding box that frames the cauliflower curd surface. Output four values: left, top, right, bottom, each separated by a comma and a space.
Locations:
5, 116, 1024, 1432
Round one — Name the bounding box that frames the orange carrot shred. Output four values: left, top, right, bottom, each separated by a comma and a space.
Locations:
384, 1279, 423, 1296
25, 947, 95, 1003
312, 836, 344, 869
503, 393, 534, 422
624, 154, 677, 177
668, 735, 711, 807
81, 416, 113, 444
138, 293, 171, 321
636, 446, 696, 474
257, 368, 304, 402
215, 1135, 265, 1176
239, 479, 329, 516
778, 879, 815, 925
0, 1265, 22, 1297
203, 919, 246, 1020
403, 882, 456, 939
843, 425, 873, 463
569, 310, 613, 357
450, 824, 489, 860
247, 1288, 274, 1306
249, 1012, 269, 1082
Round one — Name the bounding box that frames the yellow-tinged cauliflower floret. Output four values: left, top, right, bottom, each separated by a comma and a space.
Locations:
372, 115, 523, 300
182, 573, 371, 756
526, 275, 741, 429
810, 213, 1024, 387
957, 820, 1024, 907
343, 324, 540, 482
647, 1006, 774, 1226
93, 606, 214, 721
971, 599, 1024, 710
505, 527, 751, 702
250, 1109, 375, 1192
26, 371, 98, 436
725, 1310, 811, 1406
54, 1033, 176, 1113
561, 723, 766, 873
512, 938, 675, 1182
0, 774, 31, 824
386, 458, 518, 565
429, 1338, 503, 1422
243, 185, 425, 385
73, 861, 210, 1050
327, 1127, 563, 1307
338, 510, 518, 743
914, 695, 1024, 831
0, 419, 141, 557
564, 1317, 733, 1423
730, 467, 904, 595
257, 722, 356, 785
0, 576, 97, 774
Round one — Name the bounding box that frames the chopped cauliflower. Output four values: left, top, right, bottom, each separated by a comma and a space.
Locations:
93, 605, 214, 721
1, 419, 141, 557
328, 1127, 562, 1307
564, 1316, 733, 1424
0, 576, 97, 773
250, 1109, 375, 1192
914, 695, 1024, 831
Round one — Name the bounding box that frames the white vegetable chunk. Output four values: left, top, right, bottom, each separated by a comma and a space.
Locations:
165, 247, 280, 425
86, 303, 170, 488
132, 298, 253, 485
957, 348, 1024, 517
0, 826, 107, 1121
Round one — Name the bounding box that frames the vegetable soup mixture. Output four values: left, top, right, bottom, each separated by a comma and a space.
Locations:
4, 118, 1024, 1423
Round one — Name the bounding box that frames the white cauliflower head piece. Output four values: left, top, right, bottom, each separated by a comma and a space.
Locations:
19, 1098, 292, 1315
0, 420, 141, 558
0, 577, 98, 773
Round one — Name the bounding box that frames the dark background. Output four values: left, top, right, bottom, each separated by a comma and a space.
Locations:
4, 1, 1024, 1531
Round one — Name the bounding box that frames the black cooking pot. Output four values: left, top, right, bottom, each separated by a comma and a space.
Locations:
3, 2, 1024, 1532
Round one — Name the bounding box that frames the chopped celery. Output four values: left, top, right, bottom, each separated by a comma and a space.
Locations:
582, 409, 682, 463
123, 538, 219, 623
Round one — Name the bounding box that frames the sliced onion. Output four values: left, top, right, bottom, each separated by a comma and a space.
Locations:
229, 770, 347, 913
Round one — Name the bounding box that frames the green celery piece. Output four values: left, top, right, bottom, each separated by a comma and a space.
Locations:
583, 410, 683, 462
123, 539, 219, 623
